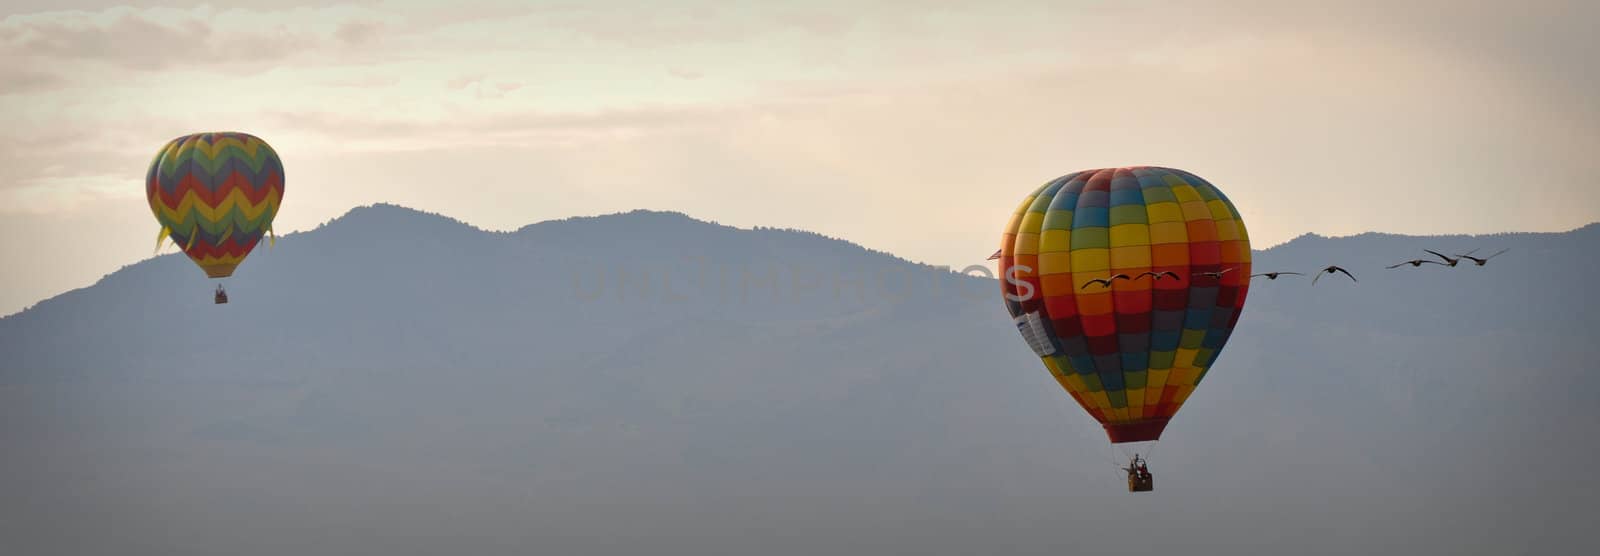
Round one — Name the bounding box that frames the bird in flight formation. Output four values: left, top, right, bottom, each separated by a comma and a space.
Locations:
1192, 268, 1236, 280
1387, 247, 1508, 270
1234, 245, 1508, 287
1459, 248, 1509, 266
1016, 245, 1507, 292
1312, 265, 1358, 285
1136, 271, 1181, 282
1081, 274, 1132, 290
1386, 258, 1447, 269
1080, 271, 1181, 290
1423, 249, 1470, 267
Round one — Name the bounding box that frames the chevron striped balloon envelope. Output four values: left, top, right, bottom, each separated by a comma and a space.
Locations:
145, 132, 284, 280
999, 167, 1250, 450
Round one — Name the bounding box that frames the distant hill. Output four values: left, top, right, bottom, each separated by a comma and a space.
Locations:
2, 205, 1595, 556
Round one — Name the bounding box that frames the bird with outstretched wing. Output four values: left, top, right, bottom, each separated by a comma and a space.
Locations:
1458, 248, 1508, 266
1081, 274, 1133, 290
1312, 265, 1358, 285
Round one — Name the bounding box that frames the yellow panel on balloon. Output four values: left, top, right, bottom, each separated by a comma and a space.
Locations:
1180, 200, 1212, 222
1090, 391, 1112, 410
1206, 200, 1233, 220
1037, 252, 1073, 275
1146, 202, 1184, 224
1146, 368, 1171, 390
1175, 348, 1200, 369
1170, 184, 1202, 203
1109, 224, 1151, 247
1063, 373, 1088, 393
1069, 250, 1111, 272
1020, 211, 1046, 232
1040, 229, 1072, 253
1216, 220, 1240, 241
1149, 222, 1189, 245
1110, 407, 1130, 422
1109, 245, 1153, 269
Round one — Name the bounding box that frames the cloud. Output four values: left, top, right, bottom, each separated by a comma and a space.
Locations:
321, 73, 401, 88
0, 8, 301, 71
773, 9, 855, 36
333, 19, 383, 46
441, 75, 524, 98
0, 124, 157, 190
525, 3, 761, 49
448, 74, 487, 89
0, 63, 66, 95
259, 102, 744, 151
0, 0, 1595, 248
0, 5, 417, 77
668, 67, 704, 80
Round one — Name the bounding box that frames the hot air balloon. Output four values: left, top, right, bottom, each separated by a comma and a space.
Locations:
145, 132, 284, 304
998, 167, 1250, 492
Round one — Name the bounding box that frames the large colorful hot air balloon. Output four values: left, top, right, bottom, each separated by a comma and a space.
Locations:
998, 167, 1250, 490
145, 132, 284, 302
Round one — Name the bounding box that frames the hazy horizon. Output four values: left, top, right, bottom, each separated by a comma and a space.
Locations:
5, 199, 1592, 316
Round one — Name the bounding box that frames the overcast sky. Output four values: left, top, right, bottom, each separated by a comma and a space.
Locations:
2, 0, 1596, 315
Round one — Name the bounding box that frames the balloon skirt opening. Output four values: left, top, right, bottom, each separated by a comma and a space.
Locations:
1105, 418, 1170, 443
201, 264, 237, 279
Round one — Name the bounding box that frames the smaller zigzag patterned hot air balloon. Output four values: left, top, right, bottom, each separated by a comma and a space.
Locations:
146, 132, 284, 279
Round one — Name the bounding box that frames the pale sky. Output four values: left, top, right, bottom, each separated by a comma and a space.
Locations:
2, 0, 1596, 315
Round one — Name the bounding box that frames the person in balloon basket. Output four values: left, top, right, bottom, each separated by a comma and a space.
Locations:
1127, 455, 1152, 487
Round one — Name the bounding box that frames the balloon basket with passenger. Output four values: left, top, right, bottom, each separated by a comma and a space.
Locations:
1125, 453, 1154, 492
1109, 425, 1162, 493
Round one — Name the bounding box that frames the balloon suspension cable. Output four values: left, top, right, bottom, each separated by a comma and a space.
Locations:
1108, 443, 1122, 472
1111, 440, 1159, 480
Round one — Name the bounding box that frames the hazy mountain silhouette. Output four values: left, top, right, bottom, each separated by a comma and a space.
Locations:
2, 204, 1595, 556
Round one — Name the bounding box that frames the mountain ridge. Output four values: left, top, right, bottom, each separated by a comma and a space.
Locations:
11, 201, 1593, 320
3, 203, 1597, 556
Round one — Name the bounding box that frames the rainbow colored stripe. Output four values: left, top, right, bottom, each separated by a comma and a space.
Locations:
1000, 167, 1250, 443
145, 132, 284, 279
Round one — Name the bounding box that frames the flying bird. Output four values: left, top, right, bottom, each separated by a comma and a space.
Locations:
1458, 248, 1509, 266
1423, 248, 1475, 267
1250, 271, 1304, 280
1386, 259, 1447, 269
1081, 274, 1132, 290
1192, 267, 1237, 280
1135, 271, 1181, 282
1312, 265, 1358, 285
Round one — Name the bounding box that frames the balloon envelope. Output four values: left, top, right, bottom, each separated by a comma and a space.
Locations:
999, 167, 1250, 443
145, 132, 284, 278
